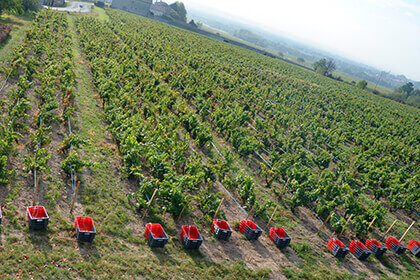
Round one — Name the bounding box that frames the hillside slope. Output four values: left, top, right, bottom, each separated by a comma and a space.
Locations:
0, 8, 418, 280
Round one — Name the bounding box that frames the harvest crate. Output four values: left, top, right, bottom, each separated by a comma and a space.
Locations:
349, 240, 372, 260
211, 219, 232, 241
269, 227, 291, 249
386, 237, 406, 254
145, 223, 168, 248
27, 206, 49, 230
239, 220, 262, 241
407, 239, 420, 257
181, 225, 203, 249
365, 239, 387, 257
328, 238, 349, 258
75, 216, 96, 243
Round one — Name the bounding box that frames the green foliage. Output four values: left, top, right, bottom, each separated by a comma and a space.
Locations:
59, 133, 88, 153
197, 189, 225, 221
313, 58, 336, 76
24, 147, 51, 172
0, 155, 11, 184
61, 151, 92, 173
0, 0, 38, 16
356, 80, 368, 89
169, 1, 187, 22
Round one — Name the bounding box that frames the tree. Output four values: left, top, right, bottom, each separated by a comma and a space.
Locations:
313, 58, 336, 76
169, 1, 187, 22
0, 0, 38, 17
0, 0, 21, 17
356, 80, 368, 89
395, 82, 414, 98
22, 0, 39, 13
297, 57, 305, 63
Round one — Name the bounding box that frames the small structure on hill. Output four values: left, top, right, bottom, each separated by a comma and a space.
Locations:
42, 0, 65, 7
111, 0, 153, 16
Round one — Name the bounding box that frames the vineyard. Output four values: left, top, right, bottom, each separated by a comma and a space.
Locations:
0, 7, 418, 280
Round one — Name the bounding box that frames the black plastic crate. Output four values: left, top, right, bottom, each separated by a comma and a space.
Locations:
212, 219, 232, 241
332, 243, 349, 258
214, 227, 232, 241
239, 220, 262, 241
370, 243, 387, 257
145, 223, 168, 248
410, 245, 420, 257
353, 247, 372, 260
181, 226, 203, 249
27, 206, 49, 230
148, 232, 168, 248
273, 233, 291, 249
244, 226, 262, 240
390, 242, 406, 254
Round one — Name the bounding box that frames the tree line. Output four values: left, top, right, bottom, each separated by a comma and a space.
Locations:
0, 0, 39, 18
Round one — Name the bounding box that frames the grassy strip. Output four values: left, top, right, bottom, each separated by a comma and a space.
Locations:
0, 14, 32, 68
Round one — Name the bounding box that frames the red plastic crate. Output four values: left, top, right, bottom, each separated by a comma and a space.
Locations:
27, 206, 48, 219
386, 237, 400, 249
239, 220, 257, 234
75, 216, 94, 232
269, 227, 286, 241
365, 239, 387, 257
349, 240, 366, 253
366, 239, 381, 250
407, 239, 420, 250
211, 219, 230, 233
75, 216, 96, 242
27, 206, 49, 230
144, 223, 165, 239
181, 225, 203, 249
328, 238, 344, 251
181, 225, 200, 240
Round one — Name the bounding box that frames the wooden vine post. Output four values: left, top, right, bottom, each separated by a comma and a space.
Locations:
32, 174, 41, 206
245, 203, 256, 220
264, 205, 279, 231
367, 217, 377, 231
399, 221, 415, 242
317, 211, 334, 234
176, 196, 191, 222
142, 189, 158, 219
212, 198, 224, 220
339, 214, 353, 236
382, 219, 398, 240
70, 181, 81, 213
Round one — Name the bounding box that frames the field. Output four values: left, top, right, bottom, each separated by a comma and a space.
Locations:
0, 8, 418, 280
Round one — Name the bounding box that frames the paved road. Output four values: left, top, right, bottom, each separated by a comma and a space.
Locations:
42, 1, 93, 13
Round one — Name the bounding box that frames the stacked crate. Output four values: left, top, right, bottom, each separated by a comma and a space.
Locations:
239, 220, 262, 241
328, 238, 349, 258
145, 223, 168, 248
211, 219, 232, 241
407, 239, 420, 257
386, 237, 406, 254
75, 216, 96, 243
181, 225, 203, 249
269, 227, 291, 249
365, 239, 387, 257
349, 240, 371, 260
27, 206, 49, 230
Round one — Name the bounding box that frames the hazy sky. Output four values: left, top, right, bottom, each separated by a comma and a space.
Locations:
182, 0, 420, 80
